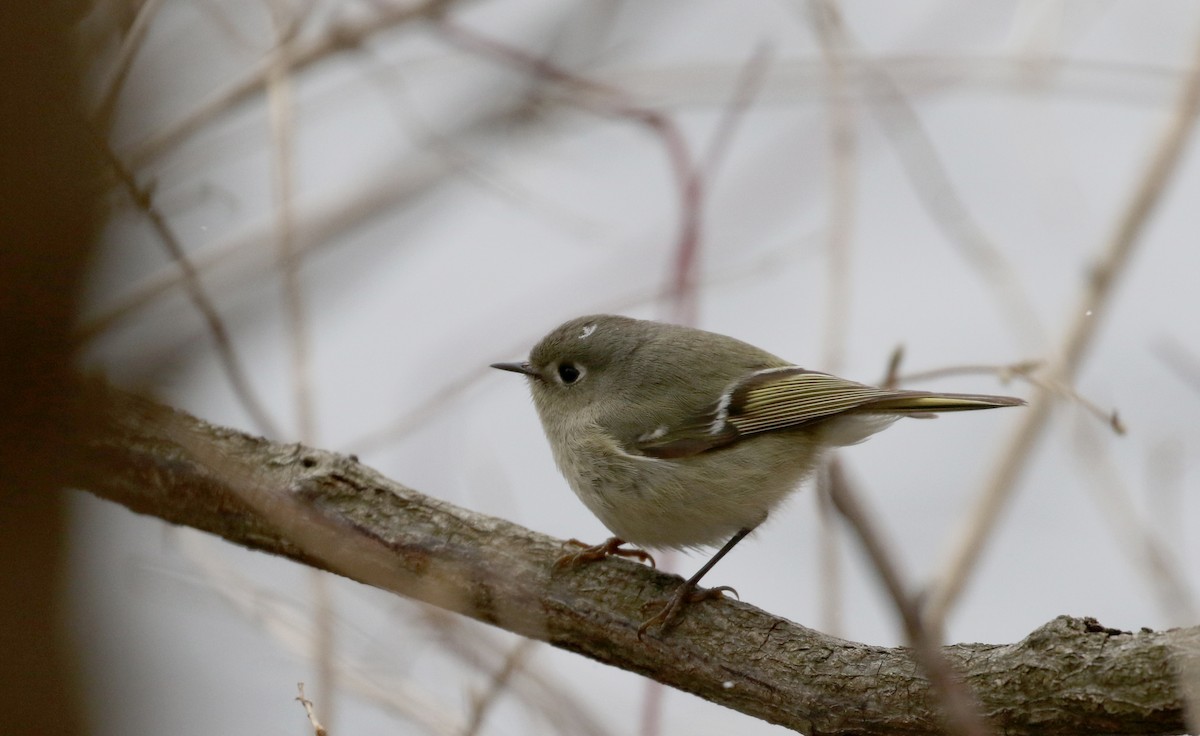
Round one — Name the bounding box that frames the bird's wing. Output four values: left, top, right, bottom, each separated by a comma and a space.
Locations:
635, 368, 887, 458
635, 367, 1022, 459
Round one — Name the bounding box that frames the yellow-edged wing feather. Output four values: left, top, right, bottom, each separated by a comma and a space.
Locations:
637, 367, 1022, 459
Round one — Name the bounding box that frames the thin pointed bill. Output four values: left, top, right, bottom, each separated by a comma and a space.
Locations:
490, 361, 538, 377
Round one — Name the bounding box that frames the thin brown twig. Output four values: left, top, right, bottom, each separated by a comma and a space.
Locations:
811, 0, 859, 638
264, 0, 334, 719
355, 46, 602, 240
1071, 419, 1200, 732
94, 138, 282, 437
1026, 375, 1125, 434
1153, 336, 1200, 396
126, 0, 455, 167
175, 533, 464, 735
669, 43, 772, 327
699, 45, 773, 181
1071, 418, 1198, 625
432, 18, 700, 326
893, 360, 1042, 386
194, 0, 272, 51
881, 345, 906, 389
92, 0, 165, 133
433, 17, 654, 120
664, 155, 700, 327
803, 17, 1045, 352
428, 22, 697, 247
813, 468, 844, 636
926, 15, 1200, 630
810, 0, 857, 378
888, 355, 1124, 433
870, 85, 1045, 351
79, 124, 488, 345
265, 4, 316, 442
897, 359, 1122, 434
826, 459, 990, 736
296, 682, 328, 736
663, 43, 771, 327
435, 12, 747, 332
893, 360, 1122, 433
638, 675, 665, 736
415, 608, 613, 736
462, 639, 537, 736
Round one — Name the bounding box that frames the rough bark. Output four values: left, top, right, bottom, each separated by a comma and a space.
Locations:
72, 386, 1198, 735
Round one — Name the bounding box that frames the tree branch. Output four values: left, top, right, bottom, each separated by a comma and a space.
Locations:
73, 386, 1197, 735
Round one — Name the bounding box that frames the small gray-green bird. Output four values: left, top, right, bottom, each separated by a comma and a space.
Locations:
493, 314, 1023, 634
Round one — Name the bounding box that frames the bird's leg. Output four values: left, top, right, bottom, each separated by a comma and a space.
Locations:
638, 526, 754, 638
555, 536, 656, 570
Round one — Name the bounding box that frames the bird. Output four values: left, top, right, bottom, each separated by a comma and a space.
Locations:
492, 314, 1024, 634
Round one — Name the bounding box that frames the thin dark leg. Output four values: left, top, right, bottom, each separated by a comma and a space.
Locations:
638, 526, 755, 637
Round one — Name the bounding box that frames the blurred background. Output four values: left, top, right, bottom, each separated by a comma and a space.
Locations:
46, 0, 1200, 733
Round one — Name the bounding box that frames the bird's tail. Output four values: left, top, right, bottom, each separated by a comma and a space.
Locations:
859, 391, 1025, 415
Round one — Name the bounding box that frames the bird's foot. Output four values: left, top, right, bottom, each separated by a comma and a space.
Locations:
637, 582, 738, 639
554, 536, 656, 571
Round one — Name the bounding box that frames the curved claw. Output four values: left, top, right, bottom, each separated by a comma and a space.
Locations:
694, 584, 738, 602
637, 596, 683, 640
636, 584, 735, 640
554, 537, 656, 571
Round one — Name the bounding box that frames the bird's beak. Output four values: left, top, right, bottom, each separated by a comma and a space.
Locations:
490, 361, 538, 378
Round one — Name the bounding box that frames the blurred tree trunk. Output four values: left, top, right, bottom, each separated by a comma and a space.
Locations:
0, 4, 101, 734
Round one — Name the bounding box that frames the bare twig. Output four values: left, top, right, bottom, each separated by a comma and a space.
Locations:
893, 360, 1124, 433
126, 0, 455, 167
1072, 420, 1200, 732
92, 0, 165, 132
1028, 375, 1125, 434
1153, 337, 1200, 396
826, 459, 990, 736
432, 19, 699, 325
795, 10, 1044, 351
893, 360, 1042, 386
810, 0, 857, 378
267, 2, 316, 443
296, 682, 328, 736
80, 103, 524, 345
867, 76, 1044, 351
462, 639, 537, 736
95, 139, 282, 437
881, 345, 906, 389
926, 16, 1200, 629
814, 467, 844, 636
415, 609, 613, 736
176, 532, 464, 735
699, 45, 773, 181
265, 3, 332, 716
810, 0, 859, 638
355, 47, 602, 241
665, 42, 771, 326
1071, 419, 1198, 626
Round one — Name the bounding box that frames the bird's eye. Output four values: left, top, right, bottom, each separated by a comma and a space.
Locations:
556, 362, 582, 384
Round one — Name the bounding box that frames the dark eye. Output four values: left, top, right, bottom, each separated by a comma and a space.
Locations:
557, 362, 581, 384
